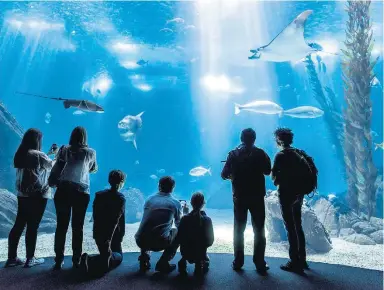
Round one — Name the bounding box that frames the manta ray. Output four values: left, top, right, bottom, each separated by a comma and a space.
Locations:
249, 10, 324, 62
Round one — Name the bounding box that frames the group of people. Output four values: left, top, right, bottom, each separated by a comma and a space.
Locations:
4, 125, 313, 278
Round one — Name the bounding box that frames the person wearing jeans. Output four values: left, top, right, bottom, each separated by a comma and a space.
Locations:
135, 176, 182, 274
221, 128, 271, 275
80, 170, 126, 277
272, 127, 309, 273
51, 126, 97, 270
6, 128, 57, 268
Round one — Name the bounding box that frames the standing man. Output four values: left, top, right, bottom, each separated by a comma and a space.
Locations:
272, 128, 315, 273
135, 176, 182, 274
221, 128, 271, 275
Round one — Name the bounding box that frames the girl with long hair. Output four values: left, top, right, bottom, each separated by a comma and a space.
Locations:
52, 126, 98, 270
6, 128, 57, 268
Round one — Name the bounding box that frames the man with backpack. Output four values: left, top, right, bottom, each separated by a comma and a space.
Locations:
272, 128, 318, 274
221, 128, 271, 275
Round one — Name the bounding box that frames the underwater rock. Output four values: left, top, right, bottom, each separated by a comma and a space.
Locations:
342, 234, 376, 245
311, 198, 339, 234
352, 221, 378, 235
265, 192, 332, 253
369, 217, 383, 230
0, 189, 56, 238
121, 187, 145, 223
369, 230, 383, 244
0, 103, 24, 192
339, 228, 356, 237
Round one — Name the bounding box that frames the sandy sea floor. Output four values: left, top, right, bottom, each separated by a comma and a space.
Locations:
0, 209, 382, 271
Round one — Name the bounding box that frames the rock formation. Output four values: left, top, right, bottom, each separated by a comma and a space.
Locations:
0, 189, 56, 238
0, 102, 24, 192
308, 195, 383, 245
265, 191, 333, 253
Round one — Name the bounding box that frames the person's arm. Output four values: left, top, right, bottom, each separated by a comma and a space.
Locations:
271, 152, 284, 185
205, 217, 214, 247
262, 151, 272, 176
221, 152, 233, 180
89, 150, 98, 173
174, 202, 182, 228
119, 199, 126, 240
38, 152, 54, 170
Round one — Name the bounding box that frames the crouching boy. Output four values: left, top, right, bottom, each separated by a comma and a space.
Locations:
177, 192, 214, 275
80, 170, 126, 276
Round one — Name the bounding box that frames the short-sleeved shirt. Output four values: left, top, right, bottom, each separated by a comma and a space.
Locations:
16, 149, 54, 199
56, 145, 97, 194
135, 192, 181, 242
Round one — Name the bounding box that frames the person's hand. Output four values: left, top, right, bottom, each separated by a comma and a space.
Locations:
48, 144, 59, 155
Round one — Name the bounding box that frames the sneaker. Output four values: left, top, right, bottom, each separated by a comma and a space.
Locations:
194, 261, 209, 276
155, 261, 176, 274
24, 257, 45, 268
138, 255, 151, 272
280, 261, 304, 274
4, 257, 26, 268
80, 253, 89, 273
232, 261, 243, 271
53, 261, 64, 270
256, 264, 270, 276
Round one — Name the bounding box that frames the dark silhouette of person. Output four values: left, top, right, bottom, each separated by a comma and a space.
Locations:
52, 126, 98, 270
177, 192, 214, 276
135, 176, 181, 273
80, 170, 126, 276
6, 128, 57, 268
271, 127, 308, 273
221, 128, 271, 275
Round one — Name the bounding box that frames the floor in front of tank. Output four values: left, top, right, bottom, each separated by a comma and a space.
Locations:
0, 209, 382, 271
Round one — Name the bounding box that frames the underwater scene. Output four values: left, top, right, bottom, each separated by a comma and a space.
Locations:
0, 1, 383, 271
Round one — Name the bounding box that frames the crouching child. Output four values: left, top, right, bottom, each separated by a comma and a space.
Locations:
177, 192, 214, 276
80, 170, 126, 277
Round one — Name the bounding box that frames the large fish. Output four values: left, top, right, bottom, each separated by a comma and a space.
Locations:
283, 106, 324, 118
248, 10, 323, 62
118, 112, 144, 150
235, 100, 283, 115
16, 92, 104, 113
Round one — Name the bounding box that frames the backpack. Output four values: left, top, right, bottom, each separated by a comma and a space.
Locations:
287, 148, 318, 197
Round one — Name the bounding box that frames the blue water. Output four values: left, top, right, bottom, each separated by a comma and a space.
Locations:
0, 1, 382, 205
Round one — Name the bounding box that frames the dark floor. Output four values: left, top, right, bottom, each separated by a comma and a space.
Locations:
0, 253, 382, 290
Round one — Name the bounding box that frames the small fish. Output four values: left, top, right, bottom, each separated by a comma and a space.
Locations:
328, 193, 336, 200
235, 100, 283, 115
73, 110, 86, 116
189, 166, 211, 177
44, 112, 51, 124
374, 142, 384, 150
150, 174, 158, 180
350, 121, 362, 129
135, 160, 140, 165
167, 17, 185, 24
283, 106, 324, 119
184, 24, 196, 30
157, 169, 166, 174
371, 130, 378, 138
160, 28, 173, 33
371, 76, 381, 87
137, 59, 148, 66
